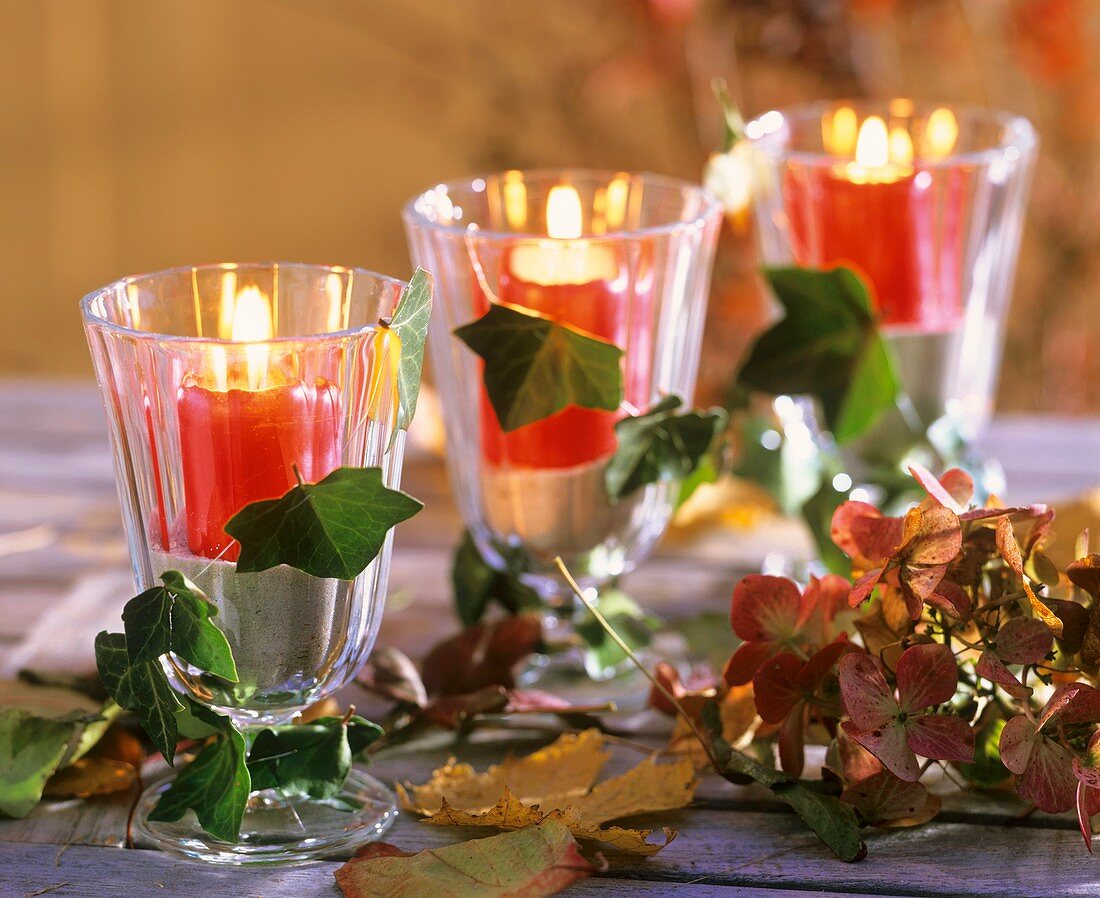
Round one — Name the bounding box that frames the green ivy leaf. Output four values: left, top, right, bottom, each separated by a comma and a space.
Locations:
605, 395, 728, 502
454, 303, 623, 432
737, 266, 900, 443
703, 702, 866, 862
226, 466, 423, 580
451, 531, 542, 627
122, 572, 237, 682
0, 710, 75, 817
247, 715, 383, 799
95, 630, 182, 763
147, 726, 250, 843
387, 267, 434, 450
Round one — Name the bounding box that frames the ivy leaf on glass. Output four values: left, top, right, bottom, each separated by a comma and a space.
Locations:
226, 466, 423, 580
452, 530, 542, 627
605, 395, 728, 502
385, 267, 434, 450
122, 571, 237, 682
247, 714, 383, 799
147, 725, 250, 843
95, 631, 183, 763
454, 303, 623, 432
737, 266, 900, 443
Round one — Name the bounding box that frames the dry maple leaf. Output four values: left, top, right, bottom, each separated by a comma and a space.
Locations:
426, 786, 675, 856
400, 729, 695, 856
398, 729, 608, 814
334, 819, 594, 898
42, 756, 137, 800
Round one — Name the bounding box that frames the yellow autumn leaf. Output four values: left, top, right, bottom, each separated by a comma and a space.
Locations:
397, 729, 608, 815
668, 684, 757, 769
426, 786, 675, 856
399, 729, 695, 856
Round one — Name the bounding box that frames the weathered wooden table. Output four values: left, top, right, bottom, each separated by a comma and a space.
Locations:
2, 380, 1100, 898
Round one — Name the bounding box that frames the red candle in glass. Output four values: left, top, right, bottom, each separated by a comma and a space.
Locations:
782, 109, 965, 331
176, 287, 341, 560
478, 184, 652, 469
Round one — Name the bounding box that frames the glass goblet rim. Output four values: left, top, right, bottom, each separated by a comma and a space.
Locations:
402, 167, 724, 243
80, 260, 409, 346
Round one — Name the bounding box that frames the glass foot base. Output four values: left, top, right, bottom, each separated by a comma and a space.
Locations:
134, 767, 397, 866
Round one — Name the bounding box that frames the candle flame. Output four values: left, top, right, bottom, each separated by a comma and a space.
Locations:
546, 184, 583, 239
826, 106, 859, 156
230, 286, 274, 390
925, 107, 958, 158
855, 116, 890, 169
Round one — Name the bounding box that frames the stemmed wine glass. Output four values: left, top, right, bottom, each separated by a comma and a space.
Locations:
82, 262, 412, 864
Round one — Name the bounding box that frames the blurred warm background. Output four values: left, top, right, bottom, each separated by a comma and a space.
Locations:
1, 0, 1096, 413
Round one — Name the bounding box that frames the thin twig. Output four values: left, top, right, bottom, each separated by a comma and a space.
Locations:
553, 556, 722, 772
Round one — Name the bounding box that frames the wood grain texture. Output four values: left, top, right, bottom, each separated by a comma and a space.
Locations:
3, 382, 1100, 896
0, 841, 893, 898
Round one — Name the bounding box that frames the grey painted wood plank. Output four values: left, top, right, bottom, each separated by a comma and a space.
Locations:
0, 841, 888, 898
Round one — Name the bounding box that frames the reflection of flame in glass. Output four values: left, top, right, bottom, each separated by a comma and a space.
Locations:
925, 107, 959, 158
503, 170, 527, 230
325, 272, 345, 333
546, 184, 583, 239
218, 270, 238, 339
889, 126, 914, 165
604, 175, 629, 230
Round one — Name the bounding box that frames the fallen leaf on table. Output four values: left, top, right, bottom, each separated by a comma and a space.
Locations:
42, 756, 137, 799
334, 819, 595, 898
420, 614, 542, 696
427, 786, 675, 856
398, 729, 609, 814
400, 729, 695, 856
668, 683, 757, 769
0, 680, 123, 817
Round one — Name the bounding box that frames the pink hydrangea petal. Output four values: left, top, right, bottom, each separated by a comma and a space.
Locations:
1078, 783, 1096, 854
850, 567, 885, 608
999, 715, 1038, 775
901, 564, 946, 603
798, 637, 853, 691
904, 714, 974, 764
753, 652, 804, 725
832, 501, 903, 567
895, 643, 958, 712
842, 718, 920, 782
778, 704, 807, 777
722, 640, 777, 687
1039, 682, 1100, 729
908, 463, 966, 514
841, 770, 933, 826
975, 651, 1031, 699
996, 617, 1054, 665
838, 652, 897, 729
838, 725, 884, 782
1073, 756, 1100, 791
926, 580, 972, 620
899, 506, 962, 566
730, 574, 803, 643
797, 574, 850, 632
1018, 736, 1078, 813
